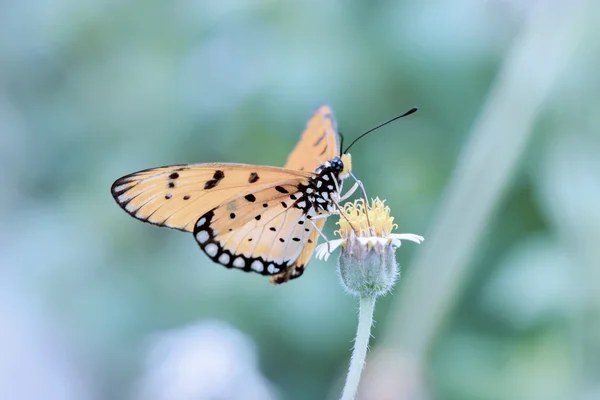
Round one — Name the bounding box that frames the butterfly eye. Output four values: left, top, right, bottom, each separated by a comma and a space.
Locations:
330, 157, 344, 173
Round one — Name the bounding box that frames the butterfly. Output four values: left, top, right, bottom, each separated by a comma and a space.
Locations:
111, 106, 360, 284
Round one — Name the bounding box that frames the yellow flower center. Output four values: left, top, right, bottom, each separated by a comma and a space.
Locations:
335, 197, 398, 238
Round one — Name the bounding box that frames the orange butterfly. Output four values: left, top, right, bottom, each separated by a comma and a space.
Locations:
111, 106, 360, 284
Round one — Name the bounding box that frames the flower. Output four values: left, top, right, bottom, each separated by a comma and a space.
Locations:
315, 198, 424, 261
315, 198, 424, 297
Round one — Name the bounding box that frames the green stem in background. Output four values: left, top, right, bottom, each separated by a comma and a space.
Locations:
341, 295, 376, 400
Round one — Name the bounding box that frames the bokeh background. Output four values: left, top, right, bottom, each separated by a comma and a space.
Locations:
2, 1, 598, 399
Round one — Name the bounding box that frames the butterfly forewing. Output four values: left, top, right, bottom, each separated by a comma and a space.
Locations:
111, 164, 312, 232
285, 105, 340, 172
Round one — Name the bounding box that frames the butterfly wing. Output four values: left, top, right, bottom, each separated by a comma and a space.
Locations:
265, 105, 341, 283
111, 164, 312, 232
192, 183, 319, 282
285, 105, 340, 172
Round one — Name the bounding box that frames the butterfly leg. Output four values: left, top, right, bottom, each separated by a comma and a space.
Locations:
339, 181, 359, 201
307, 218, 332, 253
340, 172, 369, 202
342, 172, 373, 229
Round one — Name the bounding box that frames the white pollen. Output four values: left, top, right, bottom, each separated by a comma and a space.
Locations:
196, 217, 206, 227
267, 264, 277, 274
233, 257, 246, 268
219, 253, 230, 264
204, 243, 218, 257
323, 175, 329, 181
297, 201, 306, 208
327, 185, 334, 190
251, 260, 264, 272
306, 188, 314, 193
317, 181, 323, 188
195, 230, 209, 244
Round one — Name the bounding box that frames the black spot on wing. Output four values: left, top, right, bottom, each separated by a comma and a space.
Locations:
314, 131, 326, 146
275, 186, 289, 194
213, 170, 224, 180
248, 172, 259, 183
204, 170, 225, 189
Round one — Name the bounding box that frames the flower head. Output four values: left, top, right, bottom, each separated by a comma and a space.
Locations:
316, 198, 424, 297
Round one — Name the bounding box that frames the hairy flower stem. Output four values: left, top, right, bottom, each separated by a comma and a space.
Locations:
341, 295, 376, 400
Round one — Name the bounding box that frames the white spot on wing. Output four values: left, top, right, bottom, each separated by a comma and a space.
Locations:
233, 257, 245, 268
251, 260, 264, 272
317, 181, 323, 188
297, 201, 306, 208
219, 253, 230, 264
196, 217, 206, 227
195, 230, 209, 244
323, 175, 329, 181
205, 243, 218, 257
114, 184, 129, 192
267, 264, 277, 274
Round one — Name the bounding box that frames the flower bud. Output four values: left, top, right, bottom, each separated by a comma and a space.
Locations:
337, 231, 399, 297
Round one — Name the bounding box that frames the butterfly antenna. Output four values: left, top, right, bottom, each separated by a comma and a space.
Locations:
343, 107, 418, 154
338, 131, 344, 155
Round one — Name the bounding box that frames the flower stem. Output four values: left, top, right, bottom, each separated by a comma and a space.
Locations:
341, 295, 376, 400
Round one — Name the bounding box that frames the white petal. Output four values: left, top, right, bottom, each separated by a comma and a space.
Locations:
389, 233, 425, 247
315, 239, 346, 261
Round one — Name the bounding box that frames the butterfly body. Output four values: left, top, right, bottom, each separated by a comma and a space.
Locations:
111, 106, 350, 283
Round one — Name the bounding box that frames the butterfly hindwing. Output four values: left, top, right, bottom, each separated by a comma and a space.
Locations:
111, 164, 312, 232
193, 186, 316, 278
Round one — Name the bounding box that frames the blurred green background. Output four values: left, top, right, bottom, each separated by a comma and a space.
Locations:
2, 1, 598, 399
